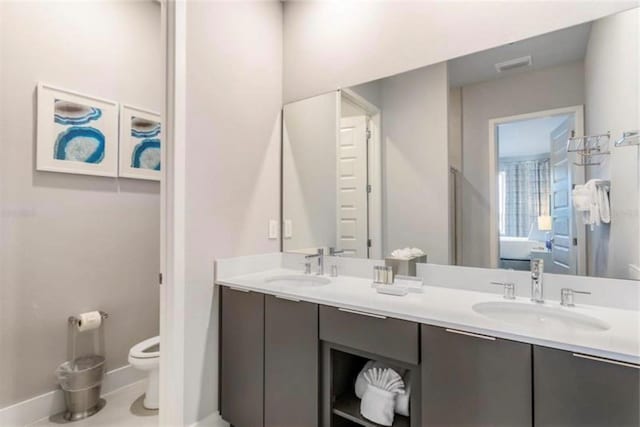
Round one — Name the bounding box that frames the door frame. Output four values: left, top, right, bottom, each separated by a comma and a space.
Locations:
160, 0, 186, 425
488, 105, 585, 272
338, 88, 382, 259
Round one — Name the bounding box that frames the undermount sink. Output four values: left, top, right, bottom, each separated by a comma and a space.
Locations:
473, 301, 610, 332
265, 274, 330, 287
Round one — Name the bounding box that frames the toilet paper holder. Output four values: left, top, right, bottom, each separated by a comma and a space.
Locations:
68, 311, 109, 326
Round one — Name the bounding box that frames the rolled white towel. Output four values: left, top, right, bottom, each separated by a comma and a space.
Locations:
355, 360, 411, 416
360, 384, 396, 426
360, 368, 405, 426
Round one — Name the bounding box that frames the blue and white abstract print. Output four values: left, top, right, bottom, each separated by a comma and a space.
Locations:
53, 99, 106, 164
131, 116, 161, 138
54, 100, 102, 125
130, 116, 161, 171
54, 126, 105, 163
131, 138, 161, 170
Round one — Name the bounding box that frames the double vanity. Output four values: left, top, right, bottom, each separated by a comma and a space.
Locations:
215, 253, 640, 427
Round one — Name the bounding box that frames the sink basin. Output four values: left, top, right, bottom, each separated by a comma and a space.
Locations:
473, 301, 610, 332
265, 274, 330, 287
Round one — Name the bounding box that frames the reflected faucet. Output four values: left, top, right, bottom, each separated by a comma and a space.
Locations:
305, 248, 324, 276
531, 259, 544, 303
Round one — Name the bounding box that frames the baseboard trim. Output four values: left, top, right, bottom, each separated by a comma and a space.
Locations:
189, 411, 230, 427
0, 364, 145, 427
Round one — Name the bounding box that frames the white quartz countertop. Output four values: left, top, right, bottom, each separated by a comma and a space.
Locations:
217, 268, 640, 364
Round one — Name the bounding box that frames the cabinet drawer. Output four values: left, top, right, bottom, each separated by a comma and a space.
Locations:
319, 305, 419, 364
534, 346, 639, 427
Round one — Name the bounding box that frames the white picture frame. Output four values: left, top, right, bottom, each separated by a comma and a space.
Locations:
118, 105, 161, 181
36, 83, 119, 177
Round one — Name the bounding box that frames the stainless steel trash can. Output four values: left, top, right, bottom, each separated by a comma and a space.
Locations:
56, 355, 106, 421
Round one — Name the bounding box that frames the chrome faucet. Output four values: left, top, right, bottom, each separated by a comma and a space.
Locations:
530, 259, 544, 303
329, 247, 345, 256
560, 288, 591, 307
305, 248, 324, 275
490, 281, 516, 300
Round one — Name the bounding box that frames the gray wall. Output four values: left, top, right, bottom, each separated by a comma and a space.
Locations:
460, 61, 585, 267
185, 1, 282, 423
584, 8, 639, 279
283, 92, 338, 253
0, 1, 161, 407
381, 63, 450, 262
282, 1, 634, 102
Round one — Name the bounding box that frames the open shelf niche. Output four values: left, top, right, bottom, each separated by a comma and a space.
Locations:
325, 345, 416, 427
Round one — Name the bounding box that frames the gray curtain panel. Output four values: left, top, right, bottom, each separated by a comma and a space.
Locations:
500, 158, 550, 237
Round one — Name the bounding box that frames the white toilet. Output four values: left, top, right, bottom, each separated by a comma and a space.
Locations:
128, 336, 160, 410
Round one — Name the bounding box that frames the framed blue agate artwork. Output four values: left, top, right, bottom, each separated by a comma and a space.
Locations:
37, 83, 119, 177
118, 105, 161, 181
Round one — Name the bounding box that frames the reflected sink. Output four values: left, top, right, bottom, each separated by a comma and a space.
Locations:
265, 274, 330, 287
473, 301, 610, 332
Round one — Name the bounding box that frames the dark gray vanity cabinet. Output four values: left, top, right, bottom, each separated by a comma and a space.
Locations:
220, 287, 265, 427
319, 305, 419, 364
265, 295, 319, 427
533, 346, 640, 427
421, 324, 532, 427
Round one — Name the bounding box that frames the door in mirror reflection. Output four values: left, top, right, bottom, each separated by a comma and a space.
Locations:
283, 90, 381, 258
495, 111, 583, 275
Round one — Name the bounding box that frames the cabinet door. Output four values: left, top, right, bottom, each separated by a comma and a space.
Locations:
265, 295, 319, 427
220, 287, 264, 427
422, 324, 532, 427
534, 346, 640, 427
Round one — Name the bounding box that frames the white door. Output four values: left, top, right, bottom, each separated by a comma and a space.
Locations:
550, 116, 584, 274
338, 116, 368, 257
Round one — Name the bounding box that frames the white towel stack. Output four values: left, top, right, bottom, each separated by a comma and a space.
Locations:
359, 367, 405, 426
355, 360, 411, 416
572, 179, 610, 230
390, 247, 425, 259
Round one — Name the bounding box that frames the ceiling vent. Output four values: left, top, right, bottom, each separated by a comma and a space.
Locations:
495, 55, 532, 73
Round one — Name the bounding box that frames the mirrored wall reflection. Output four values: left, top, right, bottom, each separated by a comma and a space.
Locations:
282, 7, 639, 281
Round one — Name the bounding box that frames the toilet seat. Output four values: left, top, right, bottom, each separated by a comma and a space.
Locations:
129, 336, 160, 359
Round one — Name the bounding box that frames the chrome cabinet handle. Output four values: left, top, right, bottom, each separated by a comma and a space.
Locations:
445, 328, 496, 341
275, 294, 300, 303
338, 308, 387, 319
228, 286, 250, 293
572, 353, 640, 369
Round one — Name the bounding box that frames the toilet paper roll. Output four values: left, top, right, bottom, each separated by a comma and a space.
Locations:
76, 311, 102, 332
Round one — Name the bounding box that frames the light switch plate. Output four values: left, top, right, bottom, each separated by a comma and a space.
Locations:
268, 220, 278, 239
284, 219, 293, 239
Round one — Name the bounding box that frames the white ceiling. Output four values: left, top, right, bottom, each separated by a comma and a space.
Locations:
449, 22, 592, 87
498, 115, 570, 158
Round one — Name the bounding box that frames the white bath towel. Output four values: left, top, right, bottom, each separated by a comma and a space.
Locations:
360, 384, 397, 426
598, 182, 610, 224
355, 360, 411, 416
359, 368, 405, 426
572, 179, 610, 230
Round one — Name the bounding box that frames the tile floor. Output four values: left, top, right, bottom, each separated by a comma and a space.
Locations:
29, 381, 157, 427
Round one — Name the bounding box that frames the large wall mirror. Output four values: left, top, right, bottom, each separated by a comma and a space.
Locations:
282, 7, 639, 281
